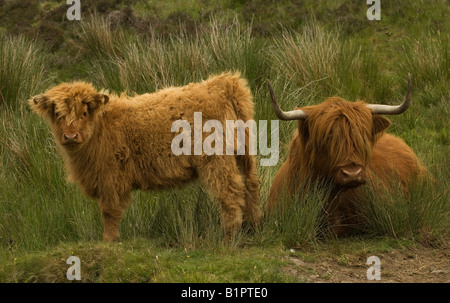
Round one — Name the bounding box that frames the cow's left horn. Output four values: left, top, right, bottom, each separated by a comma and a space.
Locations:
367, 74, 412, 115
268, 80, 308, 120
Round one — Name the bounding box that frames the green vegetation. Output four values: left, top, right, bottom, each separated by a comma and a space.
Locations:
0, 0, 448, 282
1, 238, 297, 283
0, 36, 49, 110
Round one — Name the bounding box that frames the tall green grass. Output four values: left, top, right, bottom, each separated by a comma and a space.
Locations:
120, 186, 224, 249
269, 22, 392, 105
77, 16, 267, 96
77, 13, 128, 61
399, 31, 450, 106
359, 174, 449, 246
0, 35, 50, 110
261, 182, 331, 248
0, 109, 102, 251
0, 36, 58, 251
76, 15, 129, 93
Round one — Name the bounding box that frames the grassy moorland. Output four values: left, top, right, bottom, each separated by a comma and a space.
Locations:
0, 0, 449, 283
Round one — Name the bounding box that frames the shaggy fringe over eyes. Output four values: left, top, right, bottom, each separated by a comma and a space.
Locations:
304, 98, 374, 171
47, 82, 96, 112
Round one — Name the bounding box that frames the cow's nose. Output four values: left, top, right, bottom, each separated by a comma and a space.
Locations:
341, 167, 362, 180
337, 166, 365, 187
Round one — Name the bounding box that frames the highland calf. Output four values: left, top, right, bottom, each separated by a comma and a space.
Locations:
265, 75, 426, 236
29, 73, 261, 242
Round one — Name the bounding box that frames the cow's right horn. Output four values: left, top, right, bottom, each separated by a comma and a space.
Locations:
367, 74, 412, 115
268, 80, 308, 120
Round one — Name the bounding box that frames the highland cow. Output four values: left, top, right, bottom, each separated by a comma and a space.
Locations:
29, 73, 261, 242
265, 75, 426, 235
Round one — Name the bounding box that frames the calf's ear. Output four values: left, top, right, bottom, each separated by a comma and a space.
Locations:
28, 94, 54, 117
87, 94, 109, 112
95, 93, 109, 106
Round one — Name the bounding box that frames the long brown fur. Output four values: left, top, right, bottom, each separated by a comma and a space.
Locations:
266, 97, 425, 236
29, 72, 261, 242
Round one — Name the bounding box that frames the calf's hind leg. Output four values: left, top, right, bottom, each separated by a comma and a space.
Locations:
196, 156, 247, 242
235, 155, 261, 230
98, 194, 131, 242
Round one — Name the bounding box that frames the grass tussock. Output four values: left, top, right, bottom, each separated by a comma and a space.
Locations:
261, 182, 331, 249
269, 22, 390, 105
77, 15, 267, 95
77, 13, 128, 61
121, 186, 224, 249
399, 32, 450, 106
0, 35, 50, 110
359, 173, 449, 247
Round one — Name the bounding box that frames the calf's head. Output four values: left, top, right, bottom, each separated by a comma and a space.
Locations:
29, 81, 108, 150
268, 74, 412, 189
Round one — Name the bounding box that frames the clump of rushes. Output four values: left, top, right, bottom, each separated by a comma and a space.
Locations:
0, 35, 49, 110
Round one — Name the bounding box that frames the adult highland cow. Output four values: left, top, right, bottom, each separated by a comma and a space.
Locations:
29, 72, 261, 242
265, 75, 426, 235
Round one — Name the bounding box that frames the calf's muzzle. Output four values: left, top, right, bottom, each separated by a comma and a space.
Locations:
62, 132, 80, 144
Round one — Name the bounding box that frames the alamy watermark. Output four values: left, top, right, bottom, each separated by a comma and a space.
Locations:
66, 0, 81, 21
66, 256, 81, 280
366, 256, 381, 280
68, 0, 381, 22
171, 112, 279, 167
367, 0, 381, 21
64, 254, 382, 281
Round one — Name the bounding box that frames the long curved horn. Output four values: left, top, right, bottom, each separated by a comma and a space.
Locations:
367, 74, 412, 115
267, 80, 308, 120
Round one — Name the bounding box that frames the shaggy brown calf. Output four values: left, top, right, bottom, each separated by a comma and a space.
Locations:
265, 75, 426, 235
29, 73, 261, 242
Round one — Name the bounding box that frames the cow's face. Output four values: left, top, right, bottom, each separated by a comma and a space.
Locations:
267, 75, 411, 189
29, 82, 109, 151
299, 98, 390, 188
